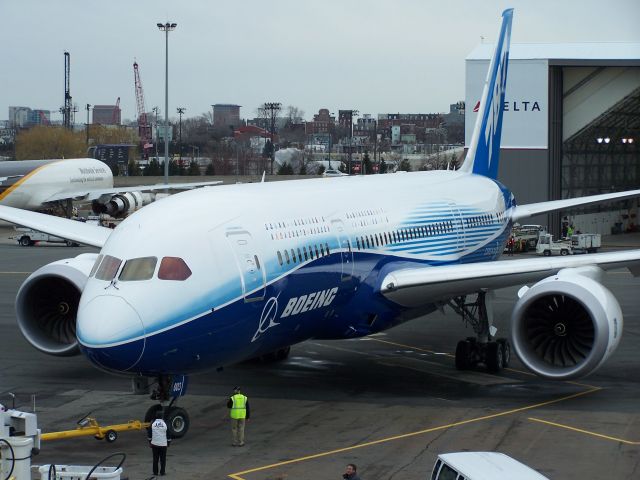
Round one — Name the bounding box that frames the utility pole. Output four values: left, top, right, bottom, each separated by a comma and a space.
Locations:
85, 104, 91, 145
62, 52, 73, 129
177, 107, 185, 165
263, 102, 281, 174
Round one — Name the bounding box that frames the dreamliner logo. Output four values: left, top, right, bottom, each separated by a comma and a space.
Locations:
252, 296, 280, 342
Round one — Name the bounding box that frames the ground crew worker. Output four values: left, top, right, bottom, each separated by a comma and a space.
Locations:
147, 410, 171, 476
227, 386, 250, 446
507, 235, 515, 256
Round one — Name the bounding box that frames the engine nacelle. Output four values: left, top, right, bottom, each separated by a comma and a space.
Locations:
92, 191, 154, 218
511, 269, 623, 380
15, 254, 99, 356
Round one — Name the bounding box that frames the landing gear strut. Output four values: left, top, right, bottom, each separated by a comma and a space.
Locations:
146, 374, 190, 438
448, 291, 511, 373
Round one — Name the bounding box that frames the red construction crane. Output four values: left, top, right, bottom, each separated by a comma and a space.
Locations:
112, 97, 120, 125
133, 61, 152, 158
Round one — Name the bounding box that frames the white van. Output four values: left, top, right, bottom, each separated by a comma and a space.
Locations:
430, 452, 549, 480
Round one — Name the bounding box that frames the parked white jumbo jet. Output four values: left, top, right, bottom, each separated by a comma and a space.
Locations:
2, 9, 640, 438
0, 158, 221, 217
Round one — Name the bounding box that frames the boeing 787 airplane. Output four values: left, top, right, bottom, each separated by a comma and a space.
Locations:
0, 157, 221, 217
2, 9, 640, 438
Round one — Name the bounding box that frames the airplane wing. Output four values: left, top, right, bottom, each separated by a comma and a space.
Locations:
0, 205, 111, 248
512, 189, 640, 222
43, 181, 223, 203
381, 251, 640, 307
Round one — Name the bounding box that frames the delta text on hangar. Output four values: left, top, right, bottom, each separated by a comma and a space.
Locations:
465, 42, 640, 236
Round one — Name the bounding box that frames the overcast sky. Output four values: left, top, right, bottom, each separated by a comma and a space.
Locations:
2, 0, 639, 123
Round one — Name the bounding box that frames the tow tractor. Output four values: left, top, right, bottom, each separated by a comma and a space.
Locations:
536, 233, 572, 256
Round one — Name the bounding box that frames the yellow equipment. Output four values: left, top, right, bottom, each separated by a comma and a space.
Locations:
40, 413, 149, 444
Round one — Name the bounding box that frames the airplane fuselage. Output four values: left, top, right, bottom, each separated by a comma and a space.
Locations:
77, 170, 515, 376
0, 158, 112, 210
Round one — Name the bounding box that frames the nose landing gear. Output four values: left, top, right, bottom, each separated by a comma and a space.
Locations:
145, 374, 191, 439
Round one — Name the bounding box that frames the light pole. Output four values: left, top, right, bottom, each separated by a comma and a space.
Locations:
177, 107, 185, 165
157, 21, 177, 185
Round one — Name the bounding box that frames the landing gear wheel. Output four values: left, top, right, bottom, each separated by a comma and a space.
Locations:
144, 404, 163, 423
166, 407, 190, 439
497, 339, 511, 368
486, 342, 504, 373
455, 340, 471, 370
105, 429, 118, 443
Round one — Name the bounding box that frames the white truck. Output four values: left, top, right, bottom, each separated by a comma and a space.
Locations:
571, 233, 601, 254
430, 452, 549, 480
536, 233, 571, 256
14, 227, 79, 247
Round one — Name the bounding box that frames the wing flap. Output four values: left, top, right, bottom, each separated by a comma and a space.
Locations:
0, 205, 111, 248
381, 251, 640, 307
512, 189, 640, 222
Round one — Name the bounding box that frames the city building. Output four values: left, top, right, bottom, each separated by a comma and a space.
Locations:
305, 109, 335, 135
466, 42, 640, 236
213, 104, 241, 129
93, 105, 121, 125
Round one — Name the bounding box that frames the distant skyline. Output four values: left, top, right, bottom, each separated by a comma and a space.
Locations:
2, 0, 639, 123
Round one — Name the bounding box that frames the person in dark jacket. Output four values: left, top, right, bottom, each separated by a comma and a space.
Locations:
343, 463, 361, 480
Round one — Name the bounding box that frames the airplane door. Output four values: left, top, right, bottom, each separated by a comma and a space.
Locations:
226, 230, 266, 302
448, 202, 465, 253
331, 219, 354, 281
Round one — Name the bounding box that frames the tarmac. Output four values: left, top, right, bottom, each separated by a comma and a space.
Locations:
1, 226, 639, 479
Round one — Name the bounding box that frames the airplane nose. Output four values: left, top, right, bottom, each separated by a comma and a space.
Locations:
77, 295, 145, 372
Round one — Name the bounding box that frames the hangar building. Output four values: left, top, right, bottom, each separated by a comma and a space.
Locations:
465, 43, 640, 236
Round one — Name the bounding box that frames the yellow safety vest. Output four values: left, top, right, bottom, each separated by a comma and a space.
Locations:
230, 394, 247, 419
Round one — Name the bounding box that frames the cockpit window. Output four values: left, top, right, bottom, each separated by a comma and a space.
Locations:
119, 257, 157, 281
95, 255, 122, 281
158, 257, 192, 281
89, 254, 103, 277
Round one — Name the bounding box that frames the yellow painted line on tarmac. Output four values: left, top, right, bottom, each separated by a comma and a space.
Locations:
228, 386, 601, 479
528, 417, 640, 445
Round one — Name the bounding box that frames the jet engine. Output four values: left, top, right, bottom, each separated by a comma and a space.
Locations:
511, 268, 623, 380
15, 254, 99, 356
92, 191, 154, 218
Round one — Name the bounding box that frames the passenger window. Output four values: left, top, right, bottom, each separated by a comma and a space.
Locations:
308, 246, 314, 259
277, 251, 283, 266
89, 254, 103, 277
356, 238, 361, 250
297, 248, 302, 260
303, 246, 308, 260
119, 256, 157, 281
95, 255, 122, 281
158, 257, 192, 281
314, 245, 320, 257
320, 244, 325, 256
254, 255, 261, 270
325, 242, 330, 254
291, 249, 297, 263
285, 250, 290, 264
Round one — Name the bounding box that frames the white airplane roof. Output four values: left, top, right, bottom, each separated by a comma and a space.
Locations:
438, 452, 549, 480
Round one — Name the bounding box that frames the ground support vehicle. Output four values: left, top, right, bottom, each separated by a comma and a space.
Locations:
571, 233, 601, 253
430, 452, 549, 480
13, 227, 79, 247
536, 233, 571, 256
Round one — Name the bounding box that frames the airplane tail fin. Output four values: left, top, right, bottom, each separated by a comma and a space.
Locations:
459, 9, 513, 179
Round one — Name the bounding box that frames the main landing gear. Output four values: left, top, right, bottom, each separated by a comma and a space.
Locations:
145, 375, 190, 438
448, 291, 511, 373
